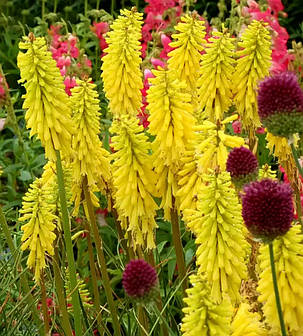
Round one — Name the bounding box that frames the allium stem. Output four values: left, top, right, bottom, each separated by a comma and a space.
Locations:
290, 142, 303, 178
53, 245, 73, 336
138, 306, 149, 336
83, 178, 121, 336
170, 198, 188, 295
0, 206, 44, 335
269, 242, 287, 336
55, 150, 82, 336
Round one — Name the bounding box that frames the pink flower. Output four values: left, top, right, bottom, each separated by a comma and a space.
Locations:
63, 76, 77, 96
92, 22, 109, 38
232, 120, 242, 134
150, 57, 166, 69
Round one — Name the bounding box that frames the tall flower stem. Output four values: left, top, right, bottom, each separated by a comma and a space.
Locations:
170, 198, 188, 295
83, 218, 104, 335
83, 178, 121, 336
269, 242, 287, 336
138, 306, 149, 336
0, 206, 44, 335
40, 272, 50, 335
111, 204, 134, 261
146, 251, 168, 336
53, 245, 73, 336
290, 142, 303, 178
55, 150, 82, 336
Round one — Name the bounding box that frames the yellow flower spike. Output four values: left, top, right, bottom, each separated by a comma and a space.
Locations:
101, 8, 143, 117
65, 272, 93, 313
266, 132, 299, 187
40, 161, 73, 225
195, 116, 245, 174
231, 302, 266, 335
258, 224, 303, 335
17, 36, 75, 161
184, 171, 249, 304
69, 78, 111, 215
146, 67, 196, 219
258, 164, 277, 180
181, 274, 232, 336
197, 26, 235, 122
233, 20, 272, 134
110, 115, 158, 249
177, 129, 205, 214
19, 177, 58, 282
168, 14, 206, 109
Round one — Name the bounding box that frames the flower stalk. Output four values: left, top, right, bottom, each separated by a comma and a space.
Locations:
55, 150, 82, 336
171, 198, 187, 294
268, 242, 287, 336
83, 178, 121, 336
53, 245, 73, 336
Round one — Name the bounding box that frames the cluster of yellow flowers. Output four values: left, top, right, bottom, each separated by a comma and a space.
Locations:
15, 7, 303, 336
110, 116, 158, 249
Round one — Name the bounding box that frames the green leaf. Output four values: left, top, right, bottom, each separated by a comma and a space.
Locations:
19, 170, 31, 181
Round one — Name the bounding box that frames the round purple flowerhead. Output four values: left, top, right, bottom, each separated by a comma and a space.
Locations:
257, 72, 303, 137
242, 179, 294, 242
226, 146, 258, 188
122, 259, 158, 302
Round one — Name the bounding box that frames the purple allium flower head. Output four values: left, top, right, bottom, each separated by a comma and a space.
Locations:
242, 179, 294, 242
227, 146, 258, 182
257, 72, 303, 137
122, 259, 158, 300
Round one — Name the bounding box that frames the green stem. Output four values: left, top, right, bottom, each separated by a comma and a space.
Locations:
41, 0, 46, 22
138, 306, 149, 336
269, 242, 287, 336
96, 0, 100, 10
170, 198, 188, 295
290, 142, 303, 178
0, 207, 44, 335
83, 178, 121, 336
55, 150, 82, 336
83, 219, 104, 336
111, 0, 115, 16
54, 0, 57, 13
84, 0, 88, 17
53, 245, 73, 336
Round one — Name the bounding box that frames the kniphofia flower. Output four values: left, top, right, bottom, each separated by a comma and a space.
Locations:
233, 20, 272, 136
183, 171, 249, 303
198, 26, 235, 122
110, 115, 158, 249
19, 177, 58, 282
195, 115, 245, 174
17, 35, 74, 161
168, 14, 205, 110
70, 78, 111, 214
231, 302, 266, 335
146, 67, 196, 219
181, 274, 232, 335
101, 9, 143, 117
